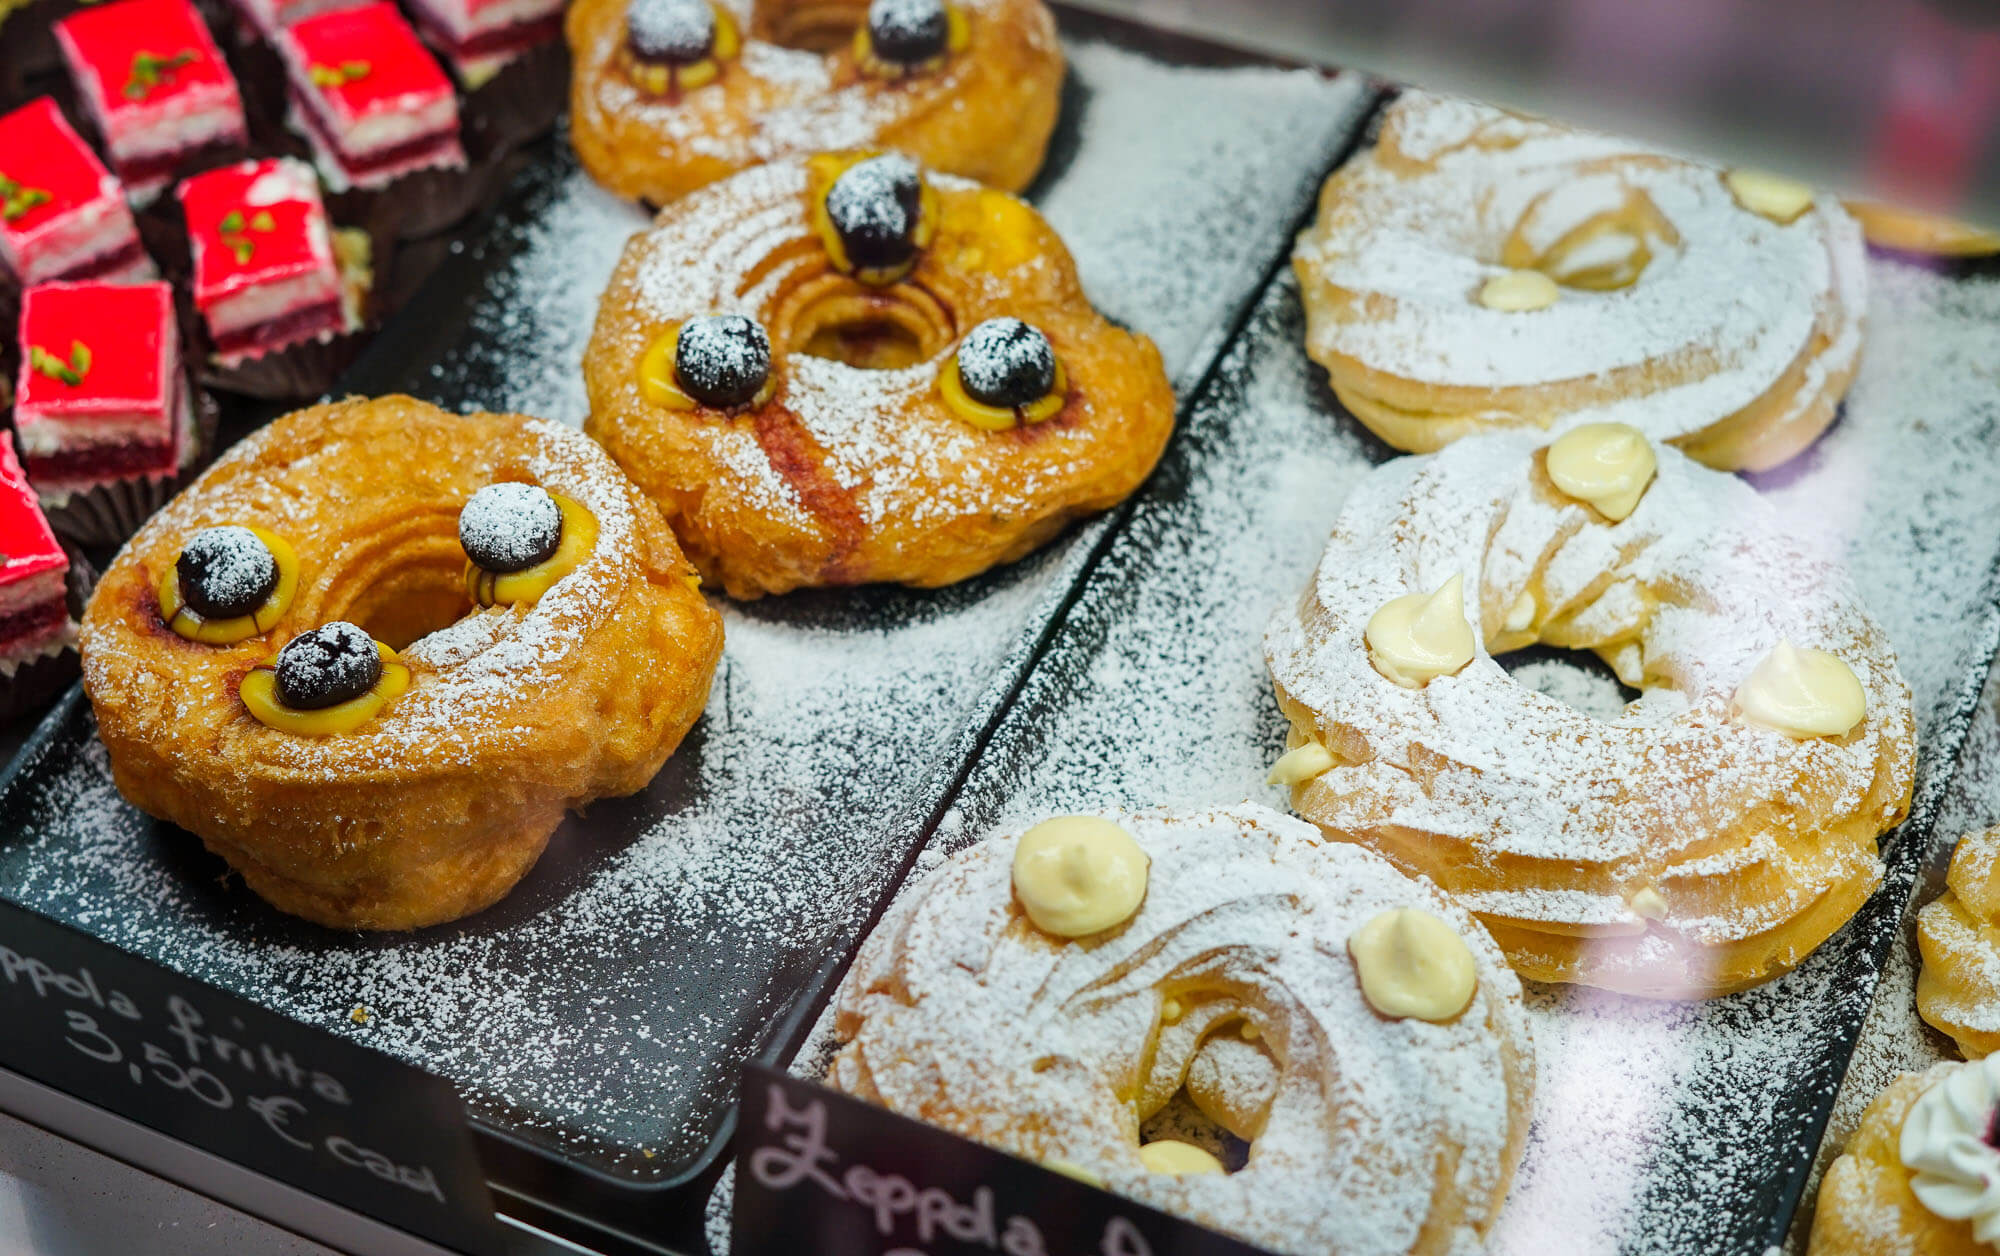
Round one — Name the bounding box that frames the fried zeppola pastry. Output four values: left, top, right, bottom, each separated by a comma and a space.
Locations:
567, 0, 1062, 205
1810, 1056, 2000, 1256
1293, 92, 1866, 472
80, 396, 724, 930
829, 804, 1534, 1256
1918, 825, 2000, 1059
583, 152, 1175, 597
1264, 425, 1915, 997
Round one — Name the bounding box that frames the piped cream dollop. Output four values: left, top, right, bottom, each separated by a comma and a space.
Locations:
1477, 268, 1559, 311
1011, 816, 1149, 937
1348, 907, 1478, 1021
1138, 1140, 1226, 1176
1732, 640, 1867, 739
1899, 1054, 2000, 1244
1724, 169, 1815, 224
1366, 573, 1476, 688
1545, 422, 1658, 521
1267, 739, 1335, 786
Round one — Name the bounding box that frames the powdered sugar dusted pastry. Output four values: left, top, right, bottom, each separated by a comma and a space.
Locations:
1293, 92, 1866, 472
80, 396, 723, 930
829, 804, 1534, 1256
1264, 427, 1914, 997
566, 0, 1062, 205
1810, 1056, 2000, 1256
1918, 826, 2000, 1059
583, 152, 1174, 597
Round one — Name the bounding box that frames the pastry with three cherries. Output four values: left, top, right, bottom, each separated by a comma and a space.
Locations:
79, 395, 724, 930
1293, 91, 1866, 472
1264, 424, 1914, 996
583, 150, 1175, 597
830, 803, 1534, 1256
567, 0, 1063, 205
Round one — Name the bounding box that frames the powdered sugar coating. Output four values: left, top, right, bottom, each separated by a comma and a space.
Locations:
866, 0, 947, 62
273, 620, 381, 709
957, 316, 1054, 406
1264, 431, 1913, 985
624, 0, 714, 63
175, 525, 278, 618
830, 804, 1533, 1256
459, 482, 562, 573
1294, 91, 1867, 452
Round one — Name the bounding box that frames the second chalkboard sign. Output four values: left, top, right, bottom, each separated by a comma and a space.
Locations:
733, 1064, 1278, 1256
0, 898, 501, 1256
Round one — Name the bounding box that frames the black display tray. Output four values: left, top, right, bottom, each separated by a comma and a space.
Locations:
0, 11, 1377, 1252
855, 254, 2000, 1253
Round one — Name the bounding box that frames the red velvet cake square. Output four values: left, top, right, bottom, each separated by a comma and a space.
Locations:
0, 441, 73, 675
276, 4, 467, 190
54, 0, 248, 200
13, 281, 193, 499
405, 0, 563, 84
0, 98, 152, 286
177, 158, 350, 364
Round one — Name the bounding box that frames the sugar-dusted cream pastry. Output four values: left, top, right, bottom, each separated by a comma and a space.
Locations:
1264, 428, 1915, 997
1293, 92, 1867, 472
567, 0, 1063, 205
1918, 826, 2000, 1059
80, 396, 724, 930
829, 804, 1534, 1256
1811, 1055, 2000, 1256
583, 151, 1174, 597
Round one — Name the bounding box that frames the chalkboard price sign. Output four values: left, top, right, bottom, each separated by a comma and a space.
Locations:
733, 1065, 1277, 1256
0, 898, 501, 1256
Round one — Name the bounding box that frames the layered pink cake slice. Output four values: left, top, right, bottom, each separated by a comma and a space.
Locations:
177, 158, 351, 364
0, 98, 152, 286
405, 0, 563, 84
0, 442, 73, 677
229, 0, 366, 37
13, 281, 193, 499
53, 0, 248, 201
276, 4, 467, 190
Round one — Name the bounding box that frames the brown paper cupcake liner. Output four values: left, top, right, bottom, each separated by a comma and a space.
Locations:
197, 327, 371, 400
457, 37, 569, 160
40, 386, 219, 547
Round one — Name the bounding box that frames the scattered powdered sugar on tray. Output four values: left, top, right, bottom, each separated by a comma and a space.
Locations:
0, 39, 1374, 1179
775, 251, 2000, 1252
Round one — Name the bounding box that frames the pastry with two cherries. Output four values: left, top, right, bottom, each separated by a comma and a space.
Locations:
80, 395, 724, 930
584, 151, 1174, 597
567, 0, 1063, 204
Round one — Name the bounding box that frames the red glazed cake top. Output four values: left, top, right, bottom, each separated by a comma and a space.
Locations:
0, 443, 69, 588
16, 281, 175, 418
55, 0, 239, 121
285, 4, 454, 124
177, 159, 334, 307
0, 99, 120, 246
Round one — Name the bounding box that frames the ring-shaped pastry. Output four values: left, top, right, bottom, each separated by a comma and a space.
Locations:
1263, 429, 1914, 996
583, 153, 1175, 598
1917, 825, 2000, 1059
1292, 92, 1867, 472
80, 395, 724, 930
829, 804, 1534, 1255
567, 0, 1063, 205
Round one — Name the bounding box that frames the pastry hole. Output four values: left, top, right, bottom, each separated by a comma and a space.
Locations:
319, 524, 475, 650
1498, 646, 1640, 720
755, 0, 863, 51
776, 279, 957, 370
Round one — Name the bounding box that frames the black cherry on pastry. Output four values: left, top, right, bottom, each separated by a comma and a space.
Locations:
941, 317, 1068, 429
857, 0, 967, 78
240, 621, 410, 736
157, 525, 299, 644
620, 0, 737, 94
462, 484, 601, 608
636, 315, 776, 411
816, 153, 937, 284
